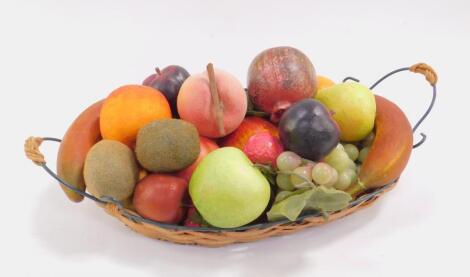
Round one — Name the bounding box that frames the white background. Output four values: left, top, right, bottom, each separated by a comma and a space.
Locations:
2, 0, 469, 276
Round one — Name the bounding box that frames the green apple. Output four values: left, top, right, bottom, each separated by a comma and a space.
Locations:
316, 82, 376, 141
189, 147, 271, 228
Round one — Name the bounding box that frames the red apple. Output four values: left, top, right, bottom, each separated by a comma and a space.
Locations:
133, 174, 188, 224
219, 116, 278, 149
176, 137, 219, 181
247, 46, 317, 122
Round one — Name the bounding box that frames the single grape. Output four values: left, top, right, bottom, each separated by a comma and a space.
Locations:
276, 173, 295, 191
334, 172, 351, 190
358, 147, 370, 163
334, 168, 357, 190
290, 166, 313, 187
276, 151, 302, 172
343, 144, 359, 161
362, 132, 375, 147
312, 162, 337, 186
325, 167, 339, 187
336, 143, 345, 151
345, 168, 357, 183
325, 145, 353, 172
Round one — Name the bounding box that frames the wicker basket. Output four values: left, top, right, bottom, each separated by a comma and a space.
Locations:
24, 63, 437, 247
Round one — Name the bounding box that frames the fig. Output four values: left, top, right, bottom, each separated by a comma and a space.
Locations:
279, 99, 340, 161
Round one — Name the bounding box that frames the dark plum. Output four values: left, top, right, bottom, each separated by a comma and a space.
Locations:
279, 99, 339, 161
143, 65, 190, 117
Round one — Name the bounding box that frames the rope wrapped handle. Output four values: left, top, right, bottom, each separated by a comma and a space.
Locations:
25, 137, 46, 165
410, 63, 438, 86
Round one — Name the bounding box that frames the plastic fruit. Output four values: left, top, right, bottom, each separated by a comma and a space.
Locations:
316, 75, 335, 91
177, 63, 247, 138
100, 85, 171, 147
133, 174, 188, 224
279, 99, 340, 161
290, 165, 313, 186
176, 136, 219, 181
316, 82, 376, 142
243, 132, 283, 166
343, 143, 359, 161
219, 116, 278, 149
312, 162, 338, 187
189, 147, 271, 228
135, 119, 200, 173
183, 207, 203, 227
247, 46, 317, 122
276, 151, 302, 171
84, 140, 139, 201
57, 100, 103, 202
144, 65, 190, 117
346, 95, 413, 197
276, 173, 295, 191
324, 144, 356, 173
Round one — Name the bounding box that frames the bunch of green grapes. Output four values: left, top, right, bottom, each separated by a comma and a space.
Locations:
274, 131, 374, 192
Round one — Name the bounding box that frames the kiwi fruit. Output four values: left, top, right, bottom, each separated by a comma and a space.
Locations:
136, 119, 200, 172
84, 140, 139, 201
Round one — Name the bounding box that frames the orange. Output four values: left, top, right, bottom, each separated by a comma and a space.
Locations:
100, 85, 171, 147
316, 75, 335, 92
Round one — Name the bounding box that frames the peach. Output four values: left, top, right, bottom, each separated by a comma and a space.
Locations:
346, 95, 413, 197
177, 64, 247, 138
100, 85, 171, 147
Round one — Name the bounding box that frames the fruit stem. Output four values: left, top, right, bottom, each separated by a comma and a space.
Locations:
207, 63, 225, 135
155, 67, 162, 75
345, 180, 367, 198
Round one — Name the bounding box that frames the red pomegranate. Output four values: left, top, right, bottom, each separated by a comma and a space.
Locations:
247, 46, 317, 122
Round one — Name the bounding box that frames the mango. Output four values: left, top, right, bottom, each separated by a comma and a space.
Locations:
346, 95, 413, 197
56, 100, 103, 202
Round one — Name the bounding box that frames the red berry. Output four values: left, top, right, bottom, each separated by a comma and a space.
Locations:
183, 207, 202, 227
243, 132, 284, 166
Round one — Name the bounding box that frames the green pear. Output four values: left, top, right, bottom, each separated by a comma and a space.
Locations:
189, 147, 271, 228
316, 82, 376, 142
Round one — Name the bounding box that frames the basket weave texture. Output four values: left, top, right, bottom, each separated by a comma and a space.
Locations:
103, 183, 395, 247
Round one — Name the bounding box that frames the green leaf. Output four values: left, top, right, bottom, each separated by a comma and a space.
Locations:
274, 188, 311, 203
267, 189, 314, 221
306, 186, 352, 212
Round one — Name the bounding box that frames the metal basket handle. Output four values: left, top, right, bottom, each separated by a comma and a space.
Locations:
343, 63, 438, 148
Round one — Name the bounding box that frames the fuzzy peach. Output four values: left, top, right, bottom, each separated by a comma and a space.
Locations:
100, 85, 171, 147
177, 64, 247, 138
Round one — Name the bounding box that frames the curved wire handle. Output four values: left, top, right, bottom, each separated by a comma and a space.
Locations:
343, 63, 437, 148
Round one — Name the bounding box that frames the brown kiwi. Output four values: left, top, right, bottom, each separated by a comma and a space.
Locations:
135, 119, 200, 172
84, 140, 139, 201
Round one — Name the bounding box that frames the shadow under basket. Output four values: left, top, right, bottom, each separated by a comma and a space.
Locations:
24, 63, 437, 247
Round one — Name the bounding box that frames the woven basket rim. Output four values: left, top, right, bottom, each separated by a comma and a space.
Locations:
109, 181, 396, 232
